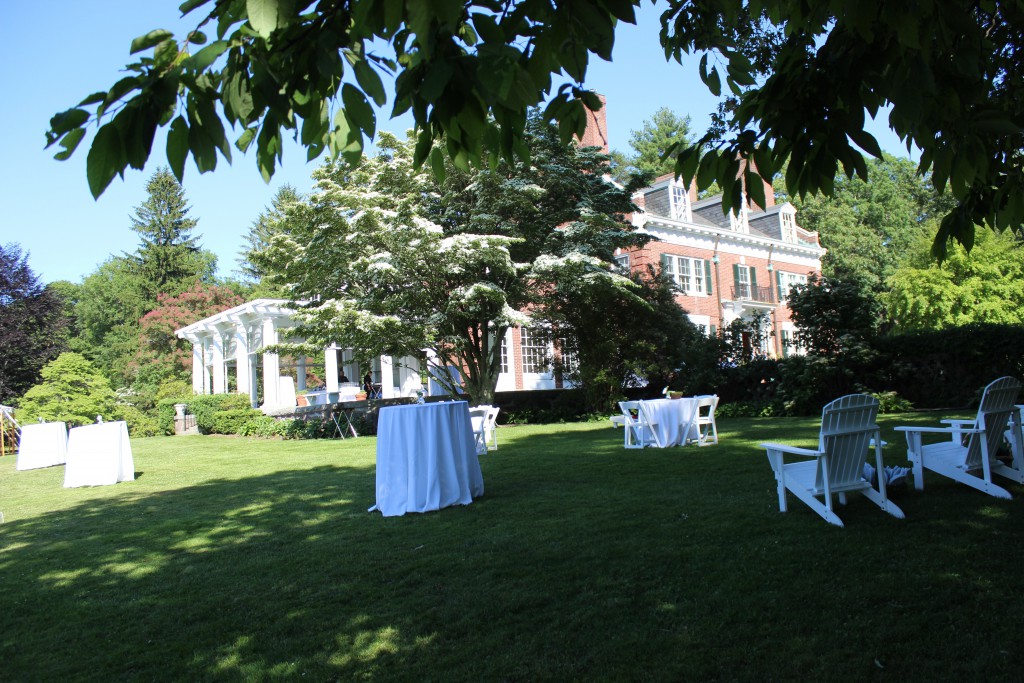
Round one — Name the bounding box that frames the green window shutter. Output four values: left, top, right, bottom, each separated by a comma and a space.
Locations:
777, 270, 784, 301
732, 263, 740, 291
704, 259, 713, 295
660, 253, 672, 276
710, 324, 717, 337
750, 267, 758, 290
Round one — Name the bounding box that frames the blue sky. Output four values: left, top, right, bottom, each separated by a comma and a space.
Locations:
1, 1, 913, 285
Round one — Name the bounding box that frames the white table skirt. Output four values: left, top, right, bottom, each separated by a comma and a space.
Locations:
16, 422, 68, 470
64, 421, 135, 488
641, 398, 700, 448
374, 401, 484, 516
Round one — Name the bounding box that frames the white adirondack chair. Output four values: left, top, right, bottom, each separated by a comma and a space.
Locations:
692, 395, 719, 446
618, 401, 660, 448
895, 376, 1024, 499
761, 394, 905, 527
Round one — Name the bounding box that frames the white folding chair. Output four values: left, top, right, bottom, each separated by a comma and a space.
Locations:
483, 406, 500, 451
693, 395, 719, 446
619, 401, 660, 449
469, 406, 489, 455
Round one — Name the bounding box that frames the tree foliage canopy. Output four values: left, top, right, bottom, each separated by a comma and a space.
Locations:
48, 0, 1024, 258
256, 117, 643, 405
0, 244, 68, 404
17, 353, 118, 426
887, 228, 1024, 331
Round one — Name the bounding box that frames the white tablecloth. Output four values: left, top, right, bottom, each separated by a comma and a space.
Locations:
304, 388, 361, 405
373, 401, 484, 516
640, 398, 700, 448
63, 421, 135, 488
16, 422, 68, 470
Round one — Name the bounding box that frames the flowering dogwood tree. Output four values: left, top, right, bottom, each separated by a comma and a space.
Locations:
256, 118, 645, 405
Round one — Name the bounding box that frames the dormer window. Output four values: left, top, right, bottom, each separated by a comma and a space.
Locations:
780, 208, 797, 243
669, 180, 692, 222
729, 206, 749, 233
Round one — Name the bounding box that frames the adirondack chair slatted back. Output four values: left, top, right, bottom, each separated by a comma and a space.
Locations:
816, 395, 880, 491
964, 377, 1021, 469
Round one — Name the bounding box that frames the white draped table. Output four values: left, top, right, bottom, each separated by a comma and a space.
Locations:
373, 401, 484, 517
640, 398, 701, 448
63, 421, 135, 488
16, 422, 68, 470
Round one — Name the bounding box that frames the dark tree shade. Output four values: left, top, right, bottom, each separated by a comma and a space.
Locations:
0, 244, 68, 403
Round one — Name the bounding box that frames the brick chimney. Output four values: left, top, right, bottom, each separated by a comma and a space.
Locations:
738, 155, 775, 211
578, 93, 609, 154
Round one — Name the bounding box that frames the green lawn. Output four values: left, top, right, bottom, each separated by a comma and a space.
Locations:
2, 414, 1023, 681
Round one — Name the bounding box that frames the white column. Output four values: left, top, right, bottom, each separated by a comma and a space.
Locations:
262, 318, 280, 407
297, 356, 307, 392
399, 356, 422, 396
235, 323, 251, 398
191, 340, 205, 394
325, 346, 339, 392
211, 330, 226, 394
379, 355, 395, 398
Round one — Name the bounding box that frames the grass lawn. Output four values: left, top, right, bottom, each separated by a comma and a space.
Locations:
2, 413, 1023, 681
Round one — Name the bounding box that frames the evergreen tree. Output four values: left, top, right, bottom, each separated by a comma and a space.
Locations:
609, 108, 693, 185
129, 167, 214, 302
238, 184, 301, 296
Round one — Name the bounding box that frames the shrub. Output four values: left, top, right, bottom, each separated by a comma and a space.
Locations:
871, 391, 913, 414
188, 394, 254, 434
117, 404, 160, 437
206, 408, 263, 435
156, 399, 182, 435
238, 415, 288, 438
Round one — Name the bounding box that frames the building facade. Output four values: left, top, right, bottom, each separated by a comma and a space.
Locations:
623, 172, 825, 358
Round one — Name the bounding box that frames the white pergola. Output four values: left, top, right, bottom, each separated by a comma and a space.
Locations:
175, 299, 424, 412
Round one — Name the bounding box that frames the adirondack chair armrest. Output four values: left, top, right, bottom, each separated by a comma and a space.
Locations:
894, 426, 981, 434
760, 442, 824, 459
940, 419, 976, 428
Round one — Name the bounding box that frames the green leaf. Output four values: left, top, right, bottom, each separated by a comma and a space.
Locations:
246, 0, 295, 39
354, 60, 387, 107
342, 84, 376, 138
167, 115, 190, 180
187, 30, 207, 45
706, 68, 721, 97
52, 127, 85, 161
413, 129, 433, 168
131, 29, 174, 55
46, 108, 89, 144
430, 146, 447, 183
847, 129, 883, 159
187, 40, 228, 72
236, 127, 257, 153
87, 123, 124, 198
179, 0, 211, 13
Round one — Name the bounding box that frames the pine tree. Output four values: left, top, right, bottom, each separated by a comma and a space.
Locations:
129, 167, 213, 302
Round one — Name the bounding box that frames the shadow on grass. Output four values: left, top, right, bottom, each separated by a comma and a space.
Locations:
1, 417, 1023, 680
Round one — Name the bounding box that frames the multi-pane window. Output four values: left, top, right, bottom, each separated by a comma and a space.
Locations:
661, 255, 711, 295
669, 181, 691, 221
558, 337, 579, 375
614, 252, 631, 272
780, 210, 797, 243
520, 327, 550, 374
500, 334, 509, 374
776, 271, 808, 302
735, 264, 752, 298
